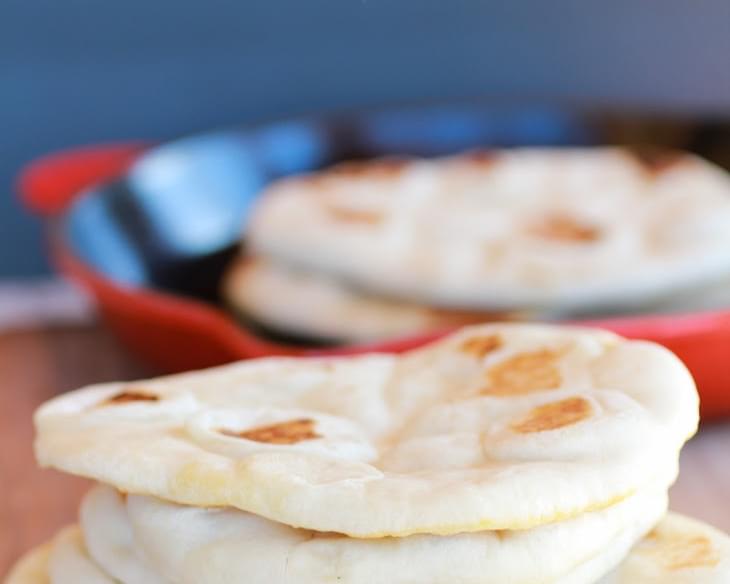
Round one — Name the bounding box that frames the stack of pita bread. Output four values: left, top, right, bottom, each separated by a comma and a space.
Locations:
224, 148, 730, 343
6, 323, 730, 583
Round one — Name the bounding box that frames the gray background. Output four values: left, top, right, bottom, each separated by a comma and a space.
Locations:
2, 0, 729, 276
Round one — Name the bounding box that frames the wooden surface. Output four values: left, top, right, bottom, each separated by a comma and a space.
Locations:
1, 325, 729, 578
0, 326, 149, 576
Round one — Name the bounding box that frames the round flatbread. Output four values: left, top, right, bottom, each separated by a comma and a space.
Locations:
4, 543, 51, 584
3, 522, 162, 584
10, 511, 728, 584
248, 149, 730, 311
79, 487, 167, 584
34, 324, 698, 537
47, 526, 114, 584
223, 256, 521, 342
4, 526, 117, 584
598, 513, 730, 583
120, 482, 665, 584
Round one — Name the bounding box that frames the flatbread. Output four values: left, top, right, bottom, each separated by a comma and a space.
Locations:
34, 324, 698, 537
224, 256, 730, 344
248, 149, 730, 311
9, 511, 728, 584
79, 487, 167, 584
47, 526, 114, 584
3, 526, 116, 584
598, 513, 730, 583
223, 256, 522, 342
122, 482, 666, 584
3, 543, 51, 584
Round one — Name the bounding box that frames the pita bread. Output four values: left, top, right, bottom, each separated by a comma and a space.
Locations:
248, 149, 730, 312
4, 498, 165, 584
79, 486, 167, 584
3, 527, 115, 584
223, 256, 522, 342
224, 256, 730, 344
121, 482, 666, 584
3, 543, 50, 584
598, 512, 730, 583
34, 324, 698, 537
48, 526, 114, 584
9, 511, 727, 584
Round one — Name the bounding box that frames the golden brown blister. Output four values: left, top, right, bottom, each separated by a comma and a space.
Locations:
510, 397, 592, 434
528, 213, 602, 243
483, 348, 563, 396
602, 512, 730, 583
220, 418, 321, 445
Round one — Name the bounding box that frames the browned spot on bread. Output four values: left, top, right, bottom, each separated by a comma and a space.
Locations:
429, 308, 516, 327
483, 241, 508, 266
529, 214, 601, 243
511, 397, 592, 434
460, 335, 503, 358
221, 419, 320, 445
462, 150, 495, 168
632, 148, 683, 176
483, 349, 562, 396
301, 158, 408, 191
326, 205, 384, 225
331, 158, 409, 179
314, 531, 348, 540
102, 389, 159, 405
642, 531, 720, 571
493, 529, 511, 541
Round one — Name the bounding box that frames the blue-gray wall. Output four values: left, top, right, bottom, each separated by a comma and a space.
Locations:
2, 0, 729, 276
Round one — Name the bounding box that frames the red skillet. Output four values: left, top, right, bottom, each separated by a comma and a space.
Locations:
17, 111, 730, 419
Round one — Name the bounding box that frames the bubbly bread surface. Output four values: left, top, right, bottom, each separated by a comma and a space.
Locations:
248, 148, 730, 311
34, 324, 698, 537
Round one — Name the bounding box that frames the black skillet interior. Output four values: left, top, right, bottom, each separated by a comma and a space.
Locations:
62, 104, 730, 307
